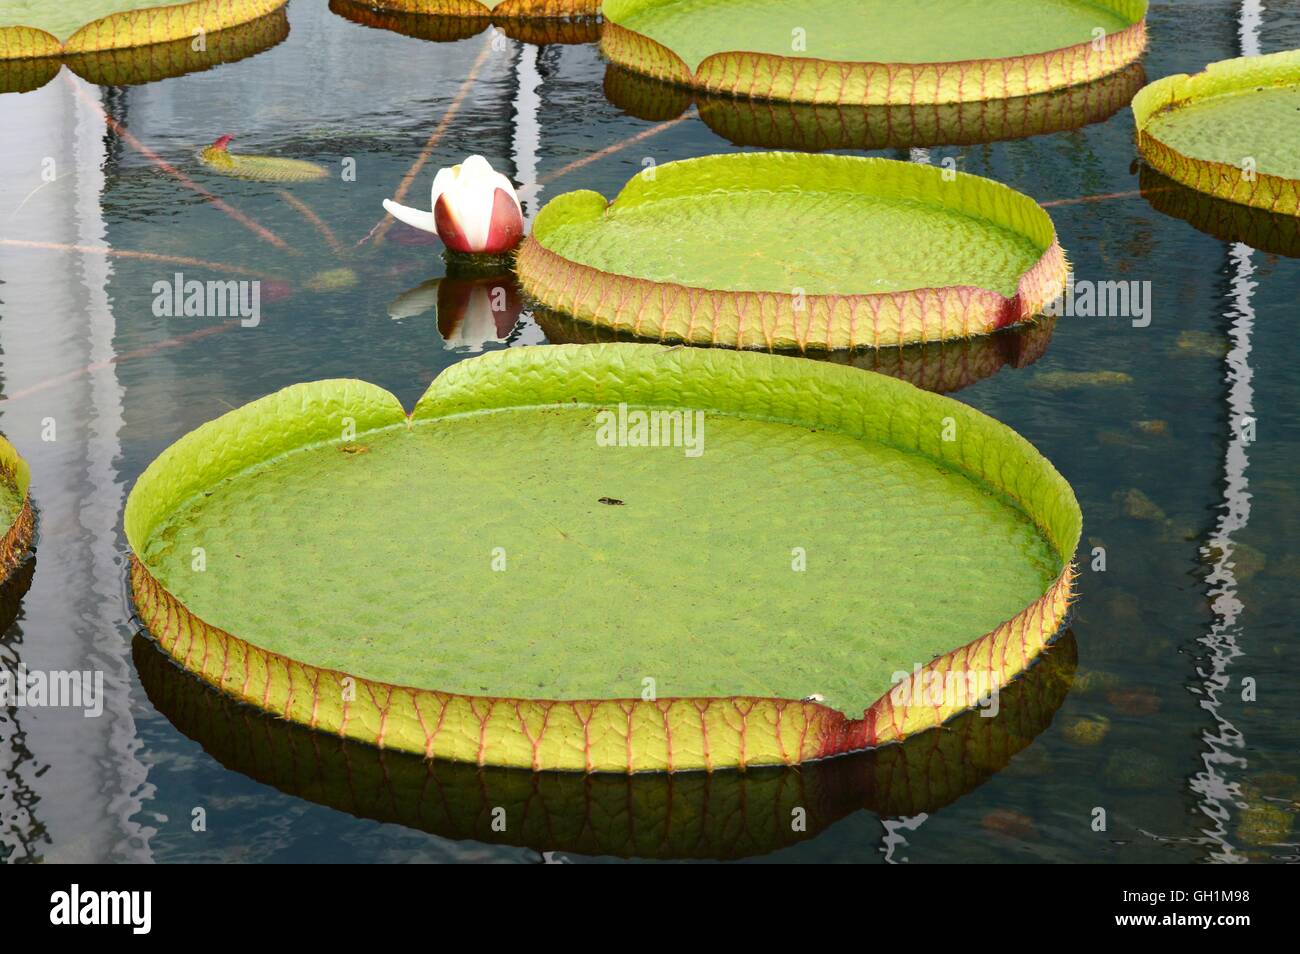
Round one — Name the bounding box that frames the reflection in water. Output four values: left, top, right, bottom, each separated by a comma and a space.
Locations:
0, 558, 39, 861
328, 0, 602, 46
1182, 0, 1262, 866
536, 307, 1055, 396
389, 272, 525, 352
0, 71, 153, 863
1139, 165, 1300, 259
134, 629, 1076, 861
603, 63, 1146, 151
1185, 241, 1255, 862
0, 8, 291, 95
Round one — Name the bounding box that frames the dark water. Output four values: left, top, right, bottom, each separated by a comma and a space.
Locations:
0, 0, 1296, 863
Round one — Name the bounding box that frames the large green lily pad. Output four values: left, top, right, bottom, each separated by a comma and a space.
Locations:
126, 344, 1079, 773
517, 153, 1067, 351
1134, 50, 1300, 216
602, 0, 1148, 105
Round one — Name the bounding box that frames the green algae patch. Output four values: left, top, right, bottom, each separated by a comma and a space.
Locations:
602, 0, 1147, 106
126, 344, 1080, 773
1134, 51, 1300, 216
135, 628, 1078, 857
0, 0, 286, 62
517, 153, 1068, 352
0, 433, 33, 589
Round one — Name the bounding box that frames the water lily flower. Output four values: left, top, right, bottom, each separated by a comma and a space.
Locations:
383, 155, 524, 255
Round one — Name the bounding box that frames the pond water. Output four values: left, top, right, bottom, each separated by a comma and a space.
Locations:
0, 0, 1297, 863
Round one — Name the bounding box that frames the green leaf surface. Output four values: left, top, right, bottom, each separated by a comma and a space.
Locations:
0, 0, 146, 40
1136, 50, 1300, 181
603, 0, 1144, 71
531, 152, 1057, 298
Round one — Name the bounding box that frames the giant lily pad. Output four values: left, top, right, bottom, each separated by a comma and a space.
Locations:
602, 0, 1148, 106
0, 0, 287, 60
135, 629, 1077, 859
517, 153, 1068, 351
126, 344, 1080, 773
604, 62, 1147, 151
0, 433, 33, 591
1134, 50, 1300, 216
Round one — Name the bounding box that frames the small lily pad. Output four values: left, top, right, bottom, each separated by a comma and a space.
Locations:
1134, 50, 1300, 216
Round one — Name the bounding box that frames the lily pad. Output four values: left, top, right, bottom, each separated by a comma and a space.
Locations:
0, 0, 287, 60
0, 433, 33, 590
126, 344, 1079, 773
517, 153, 1067, 351
199, 136, 329, 182
602, 0, 1147, 105
605, 62, 1147, 151
1134, 50, 1300, 216
134, 626, 1077, 857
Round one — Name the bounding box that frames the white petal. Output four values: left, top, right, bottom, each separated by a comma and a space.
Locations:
430, 165, 457, 211
485, 170, 523, 215
443, 176, 498, 251
459, 155, 494, 178
383, 198, 437, 234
